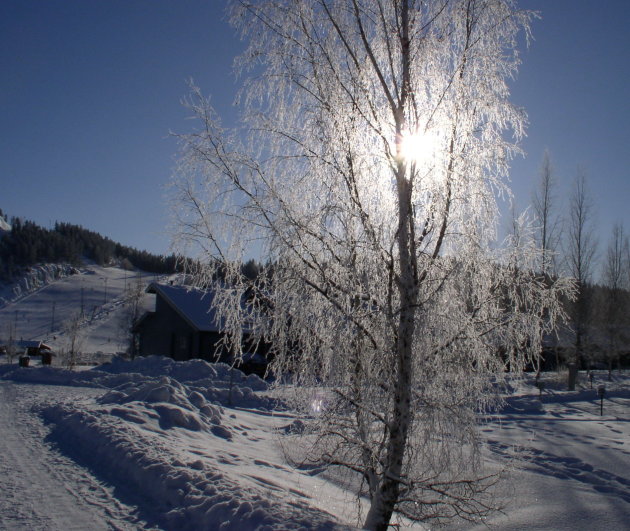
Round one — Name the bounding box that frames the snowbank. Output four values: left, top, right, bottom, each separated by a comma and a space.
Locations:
39, 380, 340, 530
1, 356, 350, 530
0, 356, 273, 409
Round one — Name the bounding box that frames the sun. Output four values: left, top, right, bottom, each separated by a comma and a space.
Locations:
399, 129, 441, 166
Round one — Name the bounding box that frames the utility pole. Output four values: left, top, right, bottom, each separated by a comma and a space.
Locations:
51, 301, 56, 332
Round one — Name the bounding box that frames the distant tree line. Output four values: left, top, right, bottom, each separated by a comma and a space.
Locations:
0, 211, 185, 280
529, 152, 630, 373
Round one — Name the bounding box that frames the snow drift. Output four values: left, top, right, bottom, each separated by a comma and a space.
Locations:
3, 356, 349, 530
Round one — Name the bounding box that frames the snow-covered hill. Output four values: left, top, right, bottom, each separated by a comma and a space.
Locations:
0, 263, 79, 305
0, 216, 10, 232
0, 263, 159, 359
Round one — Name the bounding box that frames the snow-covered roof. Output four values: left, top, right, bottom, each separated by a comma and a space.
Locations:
147, 283, 222, 332
17, 340, 52, 351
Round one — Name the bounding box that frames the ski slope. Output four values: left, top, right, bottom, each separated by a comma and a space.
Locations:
0, 263, 158, 357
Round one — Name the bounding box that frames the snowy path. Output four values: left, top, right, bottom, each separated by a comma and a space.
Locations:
0, 382, 147, 531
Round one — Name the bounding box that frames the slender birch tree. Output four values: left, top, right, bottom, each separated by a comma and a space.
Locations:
63, 311, 84, 370
121, 272, 146, 358
172, 1, 569, 528
532, 149, 562, 370
532, 149, 560, 276
601, 223, 628, 375
565, 170, 597, 368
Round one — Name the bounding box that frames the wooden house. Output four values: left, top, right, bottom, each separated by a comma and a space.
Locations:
133, 283, 269, 376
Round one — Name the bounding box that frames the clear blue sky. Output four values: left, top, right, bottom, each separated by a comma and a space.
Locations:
509, 0, 630, 256
1, 1, 629, 273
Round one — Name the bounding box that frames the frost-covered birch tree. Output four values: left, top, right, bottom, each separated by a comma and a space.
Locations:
120, 273, 146, 358
532, 150, 562, 371
171, 1, 569, 528
62, 311, 84, 370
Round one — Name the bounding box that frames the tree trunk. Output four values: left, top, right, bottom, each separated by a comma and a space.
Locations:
364, 166, 416, 530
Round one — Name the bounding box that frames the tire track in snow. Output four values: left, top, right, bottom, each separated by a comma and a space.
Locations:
0, 381, 144, 530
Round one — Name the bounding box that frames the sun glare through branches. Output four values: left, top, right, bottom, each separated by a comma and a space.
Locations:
399, 129, 442, 169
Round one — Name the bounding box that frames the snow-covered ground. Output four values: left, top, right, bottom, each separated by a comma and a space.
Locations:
1, 267, 629, 529
0, 357, 358, 530
0, 381, 145, 530
448, 371, 630, 530
0, 356, 628, 530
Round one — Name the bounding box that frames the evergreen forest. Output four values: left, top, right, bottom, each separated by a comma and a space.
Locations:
0, 209, 182, 280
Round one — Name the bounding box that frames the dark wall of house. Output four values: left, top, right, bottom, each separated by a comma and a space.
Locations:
135, 291, 271, 377
137, 295, 223, 361
198, 331, 227, 363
